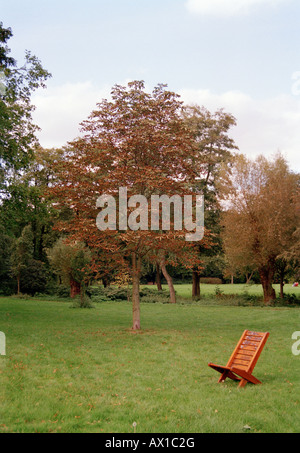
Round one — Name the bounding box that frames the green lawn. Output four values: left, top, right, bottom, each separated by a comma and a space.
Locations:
0, 296, 299, 433
148, 283, 299, 299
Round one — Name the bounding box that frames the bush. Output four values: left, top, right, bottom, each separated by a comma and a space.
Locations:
200, 277, 223, 284
0, 280, 16, 296
70, 294, 94, 309
20, 259, 48, 296
276, 293, 300, 306
237, 292, 263, 306
86, 285, 129, 302
103, 287, 129, 301
140, 287, 173, 304
55, 285, 71, 298
86, 286, 106, 298
215, 285, 224, 297
87, 285, 173, 304
11, 293, 32, 300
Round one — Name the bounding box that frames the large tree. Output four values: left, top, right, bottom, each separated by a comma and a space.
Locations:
51, 81, 205, 329
0, 22, 51, 191
182, 105, 237, 299
222, 153, 299, 303
10, 224, 34, 294
47, 238, 92, 302
0, 147, 65, 261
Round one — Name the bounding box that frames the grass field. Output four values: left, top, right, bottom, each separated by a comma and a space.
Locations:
148, 283, 299, 299
0, 291, 299, 433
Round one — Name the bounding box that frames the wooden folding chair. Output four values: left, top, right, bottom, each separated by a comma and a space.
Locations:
208, 330, 269, 388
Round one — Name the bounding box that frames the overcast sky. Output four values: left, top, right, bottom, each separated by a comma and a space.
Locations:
1, 0, 300, 170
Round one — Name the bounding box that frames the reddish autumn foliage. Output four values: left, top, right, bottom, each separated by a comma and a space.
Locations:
51, 81, 212, 328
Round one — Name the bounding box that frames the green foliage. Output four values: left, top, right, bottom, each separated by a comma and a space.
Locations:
139, 287, 172, 304
47, 238, 92, 287
88, 286, 129, 302
55, 285, 71, 298
0, 22, 15, 68
70, 249, 92, 286
214, 285, 224, 297
276, 293, 300, 306
200, 277, 223, 284
0, 222, 14, 294
70, 294, 94, 309
20, 259, 48, 296
10, 225, 34, 291
0, 22, 51, 184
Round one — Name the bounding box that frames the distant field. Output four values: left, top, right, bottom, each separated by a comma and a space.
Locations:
141, 283, 299, 300
0, 296, 299, 433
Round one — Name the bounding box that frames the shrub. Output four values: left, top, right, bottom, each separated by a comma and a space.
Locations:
215, 285, 224, 297
55, 285, 71, 298
200, 277, 223, 284
140, 287, 173, 304
237, 292, 263, 306
86, 285, 130, 302
277, 293, 300, 306
103, 287, 129, 301
70, 294, 94, 309
20, 259, 48, 296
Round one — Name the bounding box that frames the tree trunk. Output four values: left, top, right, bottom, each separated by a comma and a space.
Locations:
156, 262, 162, 291
160, 254, 176, 304
279, 270, 285, 299
102, 276, 111, 288
192, 270, 200, 300
245, 271, 254, 285
259, 266, 276, 304
17, 275, 20, 295
280, 279, 284, 299
70, 278, 81, 298
132, 252, 141, 330
277, 261, 287, 299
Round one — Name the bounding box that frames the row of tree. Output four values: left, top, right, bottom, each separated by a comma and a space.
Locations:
1, 22, 299, 330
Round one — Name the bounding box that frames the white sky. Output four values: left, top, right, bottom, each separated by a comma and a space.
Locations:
1, 0, 300, 171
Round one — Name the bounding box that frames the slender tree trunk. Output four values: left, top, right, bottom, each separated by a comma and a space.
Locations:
259, 266, 276, 304
70, 279, 81, 298
277, 261, 287, 299
192, 270, 200, 300
160, 254, 176, 304
17, 275, 20, 295
79, 282, 87, 307
156, 262, 162, 291
245, 271, 254, 285
132, 252, 141, 330
279, 270, 285, 299
231, 274, 234, 285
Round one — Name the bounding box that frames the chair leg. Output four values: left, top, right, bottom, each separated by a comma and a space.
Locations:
238, 378, 248, 388
231, 368, 262, 386
218, 371, 229, 383
218, 370, 241, 383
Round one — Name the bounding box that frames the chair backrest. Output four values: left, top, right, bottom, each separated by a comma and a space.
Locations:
226, 330, 269, 373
